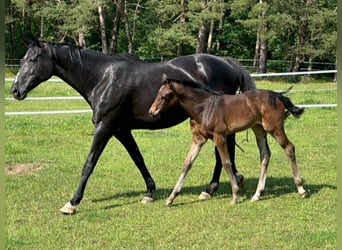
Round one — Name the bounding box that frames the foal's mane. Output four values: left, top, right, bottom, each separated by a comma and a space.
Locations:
164, 76, 223, 95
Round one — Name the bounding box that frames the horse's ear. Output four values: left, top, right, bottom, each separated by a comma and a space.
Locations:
22, 34, 42, 48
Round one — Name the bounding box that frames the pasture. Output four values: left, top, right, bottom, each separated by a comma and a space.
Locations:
5, 80, 336, 249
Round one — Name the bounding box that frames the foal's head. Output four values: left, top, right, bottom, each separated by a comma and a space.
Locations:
149, 78, 178, 117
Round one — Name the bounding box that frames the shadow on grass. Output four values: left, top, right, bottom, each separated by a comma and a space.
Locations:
91, 177, 336, 210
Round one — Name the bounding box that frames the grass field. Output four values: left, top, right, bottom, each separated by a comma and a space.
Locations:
5, 80, 337, 249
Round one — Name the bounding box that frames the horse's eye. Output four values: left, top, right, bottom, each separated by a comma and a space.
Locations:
29, 56, 38, 62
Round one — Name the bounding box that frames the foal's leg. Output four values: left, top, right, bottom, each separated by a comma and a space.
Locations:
251, 125, 271, 202
273, 128, 307, 197
199, 133, 244, 200
166, 133, 207, 206
213, 134, 239, 205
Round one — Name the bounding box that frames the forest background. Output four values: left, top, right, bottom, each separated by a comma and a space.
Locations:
5, 0, 337, 75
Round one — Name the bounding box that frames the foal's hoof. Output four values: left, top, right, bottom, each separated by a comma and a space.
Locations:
251, 196, 260, 202
198, 191, 212, 201
165, 199, 173, 207
141, 196, 154, 204
299, 191, 307, 199
60, 202, 77, 215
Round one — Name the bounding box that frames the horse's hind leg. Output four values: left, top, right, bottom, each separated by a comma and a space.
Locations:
114, 130, 156, 203
251, 125, 271, 202
166, 133, 207, 206
273, 128, 307, 198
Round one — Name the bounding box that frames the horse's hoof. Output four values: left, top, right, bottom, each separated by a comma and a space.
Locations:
60, 202, 77, 215
198, 191, 212, 201
141, 196, 154, 204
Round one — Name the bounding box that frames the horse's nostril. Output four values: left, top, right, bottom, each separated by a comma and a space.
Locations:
11, 86, 17, 95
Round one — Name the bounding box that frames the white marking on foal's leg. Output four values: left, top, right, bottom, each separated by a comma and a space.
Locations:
60, 201, 77, 215
251, 193, 261, 202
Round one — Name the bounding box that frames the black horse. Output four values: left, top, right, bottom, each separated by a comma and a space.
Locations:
11, 36, 255, 214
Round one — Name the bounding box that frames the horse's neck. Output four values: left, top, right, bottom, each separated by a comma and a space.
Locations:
51, 46, 100, 102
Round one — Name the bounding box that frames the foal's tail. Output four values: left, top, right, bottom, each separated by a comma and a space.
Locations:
270, 87, 305, 119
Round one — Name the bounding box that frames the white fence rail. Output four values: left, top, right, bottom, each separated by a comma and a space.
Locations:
4, 104, 337, 117
5, 70, 337, 116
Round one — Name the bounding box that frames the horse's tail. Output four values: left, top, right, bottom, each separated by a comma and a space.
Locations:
225, 57, 256, 92
269, 87, 304, 119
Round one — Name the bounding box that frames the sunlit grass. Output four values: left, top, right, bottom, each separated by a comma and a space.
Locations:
5, 81, 336, 249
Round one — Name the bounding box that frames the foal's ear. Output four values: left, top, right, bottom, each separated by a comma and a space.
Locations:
161, 73, 168, 83
22, 33, 42, 48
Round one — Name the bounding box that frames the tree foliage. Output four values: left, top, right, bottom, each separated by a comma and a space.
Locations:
5, 0, 336, 72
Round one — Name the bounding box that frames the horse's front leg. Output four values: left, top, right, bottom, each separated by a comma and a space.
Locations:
60, 122, 113, 215
251, 125, 271, 202
199, 133, 244, 200
166, 133, 207, 207
114, 130, 156, 203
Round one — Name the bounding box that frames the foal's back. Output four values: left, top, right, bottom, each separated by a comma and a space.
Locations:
216, 90, 286, 133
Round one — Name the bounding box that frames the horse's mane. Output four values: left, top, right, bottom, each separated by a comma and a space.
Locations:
164, 76, 223, 96
44, 41, 141, 64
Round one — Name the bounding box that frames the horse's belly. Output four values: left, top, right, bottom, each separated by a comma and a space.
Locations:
131, 107, 189, 130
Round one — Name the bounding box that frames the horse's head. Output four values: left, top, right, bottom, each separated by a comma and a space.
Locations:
11, 36, 54, 100
149, 76, 179, 117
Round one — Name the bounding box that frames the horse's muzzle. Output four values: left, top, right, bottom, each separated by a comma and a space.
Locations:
11, 85, 26, 100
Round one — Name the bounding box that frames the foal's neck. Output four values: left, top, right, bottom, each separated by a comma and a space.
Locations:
177, 87, 215, 123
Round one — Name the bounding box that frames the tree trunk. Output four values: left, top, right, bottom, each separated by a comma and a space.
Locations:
177, 0, 186, 56
196, 0, 208, 54
98, 5, 108, 53
258, 38, 267, 73
196, 20, 207, 53
253, 31, 260, 70
77, 31, 86, 47
256, 0, 268, 74
40, 16, 44, 39
206, 19, 214, 53
114, 0, 134, 54
110, 7, 121, 54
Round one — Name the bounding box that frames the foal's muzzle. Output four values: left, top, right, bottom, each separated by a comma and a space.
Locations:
148, 108, 160, 117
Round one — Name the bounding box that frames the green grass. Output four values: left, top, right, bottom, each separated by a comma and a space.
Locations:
5, 80, 337, 249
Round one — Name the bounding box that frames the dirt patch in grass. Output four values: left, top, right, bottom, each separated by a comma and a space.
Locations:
5, 163, 51, 176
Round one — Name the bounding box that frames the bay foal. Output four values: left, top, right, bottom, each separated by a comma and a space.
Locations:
149, 76, 307, 206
